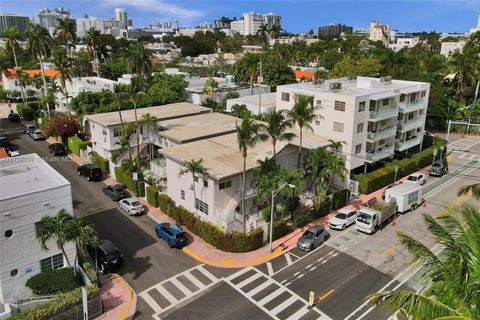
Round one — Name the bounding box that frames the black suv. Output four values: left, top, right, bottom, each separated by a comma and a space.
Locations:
429, 158, 449, 177
48, 143, 67, 156
86, 240, 123, 273
103, 184, 129, 201
0, 137, 12, 149
8, 113, 20, 122
77, 164, 102, 181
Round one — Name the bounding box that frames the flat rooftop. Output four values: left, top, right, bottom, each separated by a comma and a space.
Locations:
0, 154, 70, 201
277, 76, 429, 98
158, 112, 239, 144
161, 129, 330, 180
85, 102, 211, 127
227, 92, 276, 107
187, 77, 268, 93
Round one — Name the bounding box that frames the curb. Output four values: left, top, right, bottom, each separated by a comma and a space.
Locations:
111, 274, 137, 320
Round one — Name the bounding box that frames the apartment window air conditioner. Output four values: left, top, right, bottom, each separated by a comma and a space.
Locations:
329, 82, 342, 91
380, 76, 392, 84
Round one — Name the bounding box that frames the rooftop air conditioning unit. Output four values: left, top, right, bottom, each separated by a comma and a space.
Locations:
380, 76, 392, 84
347, 75, 357, 81
329, 82, 342, 91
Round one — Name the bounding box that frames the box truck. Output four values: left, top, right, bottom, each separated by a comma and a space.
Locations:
355, 198, 396, 234
385, 183, 423, 213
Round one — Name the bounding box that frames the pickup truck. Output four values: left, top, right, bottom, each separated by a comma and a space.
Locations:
355, 197, 397, 234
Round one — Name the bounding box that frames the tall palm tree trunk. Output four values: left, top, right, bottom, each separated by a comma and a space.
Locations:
242, 154, 247, 232
192, 174, 198, 216
134, 102, 140, 163
38, 56, 51, 119
297, 127, 303, 168
61, 79, 72, 119
12, 46, 18, 68
60, 245, 71, 267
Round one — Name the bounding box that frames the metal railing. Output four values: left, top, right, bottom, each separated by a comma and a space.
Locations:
398, 118, 424, 132
367, 126, 397, 140
396, 136, 422, 151
399, 100, 427, 113
369, 106, 399, 121
365, 146, 395, 162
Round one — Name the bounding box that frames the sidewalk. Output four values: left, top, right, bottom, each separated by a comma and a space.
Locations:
96, 274, 137, 320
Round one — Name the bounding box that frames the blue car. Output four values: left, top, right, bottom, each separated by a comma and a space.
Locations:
155, 223, 188, 248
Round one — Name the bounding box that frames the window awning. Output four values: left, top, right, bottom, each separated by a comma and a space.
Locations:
370, 92, 400, 100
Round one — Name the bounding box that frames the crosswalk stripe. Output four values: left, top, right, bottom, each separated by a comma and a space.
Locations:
158, 284, 178, 304
227, 266, 252, 281
247, 279, 274, 297
270, 295, 298, 315
139, 292, 163, 313
170, 278, 193, 296
184, 271, 206, 290
267, 262, 274, 276
237, 273, 263, 289
197, 265, 217, 283
258, 287, 284, 306
285, 253, 293, 265
288, 306, 310, 320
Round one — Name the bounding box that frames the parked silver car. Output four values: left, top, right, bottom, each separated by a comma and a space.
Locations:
31, 129, 46, 141
119, 197, 145, 216
297, 225, 329, 251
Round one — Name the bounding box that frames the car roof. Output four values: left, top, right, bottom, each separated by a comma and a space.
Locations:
84, 163, 99, 169
158, 223, 184, 234
122, 197, 139, 202
0, 136, 7, 140
98, 240, 119, 254
307, 225, 324, 232
409, 172, 423, 177
337, 208, 356, 214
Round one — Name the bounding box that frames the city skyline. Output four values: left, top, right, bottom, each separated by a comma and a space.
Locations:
1, 0, 480, 33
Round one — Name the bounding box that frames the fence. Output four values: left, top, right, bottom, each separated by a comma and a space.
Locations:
48, 296, 102, 320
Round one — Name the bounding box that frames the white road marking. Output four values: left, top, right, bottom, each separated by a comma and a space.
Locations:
158, 284, 178, 304
257, 287, 284, 305
227, 266, 252, 280
197, 265, 217, 283
170, 278, 192, 297
139, 291, 163, 313
183, 272, 205, 290
236, 273, 263, 289
270, 296, 298, 315
285, 253, 293, 265
267, 262, 274, 276
247, 279, 274, 297
288, 306, 310, 320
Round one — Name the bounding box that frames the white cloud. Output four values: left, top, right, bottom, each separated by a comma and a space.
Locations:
101, 0, 205, 23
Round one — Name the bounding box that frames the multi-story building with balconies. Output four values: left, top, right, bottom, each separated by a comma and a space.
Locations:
276, 76, 430, 173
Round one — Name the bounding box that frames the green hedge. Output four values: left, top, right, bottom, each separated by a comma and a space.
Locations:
313, 198, 332, 219
25, 268, 82, 295
271, 220, 292, 241
355, 141, 447, 194
294, 213, 313, 228
331, 189, 350, 210
114, 166, 145, 197
82, 262, 98, 285
16, 103, 35, 120
158, 194, 172, 212
165, 204, 263, 252
9, 286, 99, 320
89, 151, 110, 174
67, 136, 91, 156
146, 186, 160, 207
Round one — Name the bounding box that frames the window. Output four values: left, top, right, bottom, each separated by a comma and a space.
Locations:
421, 90, 426, 98
334, 101, 346, 111
35, 221, 43, 237
359, 101, 366, 112
102, 129, 107, 136
355, 144, 362, 154
195, 198, 209, 214
410, 93, 417, 102
408, 113, 414, 120
181, 190, 185, 200
379, 139, 385, 146
219, 180, 232, 190
203, 180, 208, 188
281, 92, 290, 102
357, 123, 364, 133
333, 122, 344, 133
400, 94, 405, 102
382, 98, 389, 106
419, 109, 423, 115
113, 128, 122, 137
40, 253, 64, 272
380, 119, 388, 126
10, 269, 18, 277
369, 100, 376, 111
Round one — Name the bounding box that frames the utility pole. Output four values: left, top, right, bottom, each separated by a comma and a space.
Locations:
258, 58, 263, 115
467, 80, 480, 134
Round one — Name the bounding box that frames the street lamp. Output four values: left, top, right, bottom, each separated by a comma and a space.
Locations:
269, 183, 295, 253
439, 145, 445, 159
432, 148, 438, 165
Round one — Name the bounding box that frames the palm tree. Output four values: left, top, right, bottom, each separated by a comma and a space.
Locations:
69, 217, 97, 274
25, 22, 52, 118
102, 86, 130, 128
179, 159, 207, 216
85, 27, 101, 75
126, 42, 153, 79
140, 113, 159, 160
322, 152, 347, 190
30, 73, 44, 99
16, 69, 30, 106
256, 23, 270, 44
328, 139, 346, 155
51, 47, 73, 118
270, 24, 282, 44
368, 203, 480, 320
56, 18, 76, 55
203, 76, 219, 98
304, 147, 327, 211
116, 122, 136, 161
288, 95, 316, 168
236, 115, 268, 231
447, 52, 475, 98
3, 26, 20, 68
261, 110, 296, 157
130, 91, 148, 162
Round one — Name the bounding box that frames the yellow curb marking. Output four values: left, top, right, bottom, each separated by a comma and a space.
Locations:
111, 274, 134, 320
381, 245, 396, 256
312, 289, 335, 305
182, 247, 284, 268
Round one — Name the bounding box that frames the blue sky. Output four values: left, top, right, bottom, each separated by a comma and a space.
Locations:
1, 0, 479, 33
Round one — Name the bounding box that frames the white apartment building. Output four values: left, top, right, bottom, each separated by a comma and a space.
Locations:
276, 77, 430, 173
114, 8, 128, 28
161, 131, 329, 232
230, 12, 281, 36
85, 103, 210, 160
440, 41, 466, 57
76, 16, 125, 38
37, 7, 70, 34
0, 154, 76, 303
388, 37, 420, 51
369, 20, 391, 45
225, 92, 276, 115
1, 68, 59, 97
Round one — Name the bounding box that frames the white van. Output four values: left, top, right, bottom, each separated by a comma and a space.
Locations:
385, 183, 423, 213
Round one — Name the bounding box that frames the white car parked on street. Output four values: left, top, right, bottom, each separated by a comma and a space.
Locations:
406, 172, 427, 186
329, 208, 357, 230
119, 197, 145, 216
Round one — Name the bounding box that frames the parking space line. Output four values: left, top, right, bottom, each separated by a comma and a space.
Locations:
381, 245, 396, 256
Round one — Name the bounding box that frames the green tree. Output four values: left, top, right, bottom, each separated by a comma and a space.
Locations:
30, 73, 44, 99
328, 139, 346, 155
368, 203, 480, 320
203, 76, 219, 98
116, 122, 136, 161
304, 147, 327, 212
270, 25, 282, 44
148, 73, 188, 105
179, 158, 207, 217
261, 110, 296, 157
126, 42, 153, 78
329, 55, 382, 78
51, 46, 73, 117
102, 86, 130, 128
16, 69, 30, 106
230, 103, 251, 118
56, 18, 76, 53
288, 95, 315, 167
236, 115, 268, 231
322, 151, 347, 190
72, 48, 92, 77
139, 113, 159, 160
256, 24, 270, 44
3, 26, 20, 68
447, 52, 476, 98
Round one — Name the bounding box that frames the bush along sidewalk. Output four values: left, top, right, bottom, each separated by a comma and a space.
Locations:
89, 151, 110, 174
146, 186, 160, 207
114, 166, 145, 197
355, 141, 447, 194
158, 195, 263, 252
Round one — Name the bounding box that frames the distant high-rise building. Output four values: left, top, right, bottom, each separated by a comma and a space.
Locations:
0, 13, 30, 36
76, 15, 124, 38
369, 20, 391, 45
114, 8, 128, 28
317, 23, 353, 38
213, 16, 236, 32
230, 12, 281, 36
37, 7, 70, 34
469, 15, 480, 34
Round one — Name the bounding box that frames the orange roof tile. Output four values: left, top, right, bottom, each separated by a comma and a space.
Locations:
294, 70, 314, 80
0, 148, 8, 159
4, 68, 60, 79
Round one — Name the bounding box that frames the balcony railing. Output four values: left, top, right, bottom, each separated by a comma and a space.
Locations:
398, 118, 424, 133
396, 136, 422, 151
365, 146, 395, 162
367, 126, 397, 141
369, 106, 399, 121
235, 187, 257, 199
399, 100, 427, 113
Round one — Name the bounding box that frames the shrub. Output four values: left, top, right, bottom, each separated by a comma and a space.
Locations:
294, 213, 313, 228
17, 104, 35, 120
313, 198, 332, 218
9, 286, 99, 320
82, 262, 98, 285
114, 166, 145, 197
89, 151, 110, 174
271, 220, 291, 241
25, 268, 82, 295
67, 136, 91, 156
146, 186, 160, 207
331, 189, 350, 210
158, 194, 172, 212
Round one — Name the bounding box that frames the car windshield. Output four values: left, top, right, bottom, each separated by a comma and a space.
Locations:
407, 176, 418, 181
432, 163, 441, 168
113, 187, 123, 192
357, 212, 373, 224
335, 213, 347, 219
302, 230, 316, 239
131, 201, 141, 206
176, 232, 187, 239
